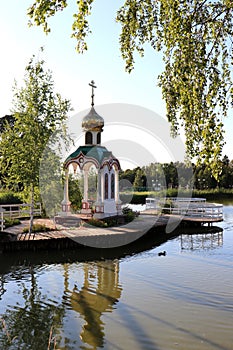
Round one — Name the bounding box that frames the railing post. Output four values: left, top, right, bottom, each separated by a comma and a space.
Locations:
0, 207, 5, 231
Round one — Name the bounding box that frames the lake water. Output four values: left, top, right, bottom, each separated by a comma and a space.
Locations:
0, 205, 232, 350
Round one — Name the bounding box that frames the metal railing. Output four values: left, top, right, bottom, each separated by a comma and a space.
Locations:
0, 209, 4, 231
0, 203, 42, 220
162, 202, 223, 220
0, 203, 43, 231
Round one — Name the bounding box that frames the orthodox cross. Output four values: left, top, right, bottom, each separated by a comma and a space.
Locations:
89, 80, 97, 107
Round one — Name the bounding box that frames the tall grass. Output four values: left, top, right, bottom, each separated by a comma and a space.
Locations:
120, 188, 233, 204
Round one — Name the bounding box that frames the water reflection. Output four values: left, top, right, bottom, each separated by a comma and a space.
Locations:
0, 260, 122, 350
0, 268, 65, 350
180, 231, 223, 251
0, 205, 232, 350
63, 260, 122, 349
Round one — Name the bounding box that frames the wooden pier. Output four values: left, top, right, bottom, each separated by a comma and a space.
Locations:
144, 197, 223, 226
0, 204, 223, 253
1, 215, 168, 248
0, 197, 223, 252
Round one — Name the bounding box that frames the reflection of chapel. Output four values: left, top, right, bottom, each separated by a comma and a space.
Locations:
64, 260, 122, 348
62, 81, 122, 218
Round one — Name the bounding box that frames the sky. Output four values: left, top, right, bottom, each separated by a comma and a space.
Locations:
0, 0, 233, 168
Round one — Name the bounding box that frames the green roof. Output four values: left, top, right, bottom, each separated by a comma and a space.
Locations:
65, 145, 113, 165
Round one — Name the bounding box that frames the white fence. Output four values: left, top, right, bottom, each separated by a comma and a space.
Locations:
161, 200, 223, 220
145, 197, 223, 221
0, 203, 42, 231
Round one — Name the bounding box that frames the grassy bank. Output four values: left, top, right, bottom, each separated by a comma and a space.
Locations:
120, 188, 233, 205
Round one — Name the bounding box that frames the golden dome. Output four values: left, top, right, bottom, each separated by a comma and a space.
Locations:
82, 107, 104, 132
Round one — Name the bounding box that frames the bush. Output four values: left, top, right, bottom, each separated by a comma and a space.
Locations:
23, 224, 54, 233
86, 218, 108, 227
192, 188, 233, 200
0, 191, 22, 205
4, 218, 21, 228
122, 206, 136, 223
120, 192, 149, 205
120, 188, 233, 205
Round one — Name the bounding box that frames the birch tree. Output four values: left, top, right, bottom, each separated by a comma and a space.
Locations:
0, 52, 71, 236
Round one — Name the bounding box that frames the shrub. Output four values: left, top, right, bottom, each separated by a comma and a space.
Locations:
23, 224, 54, 233
122, 206, 136, 223
86, 218, 108, 227
4, 218, 21, 228
0, 191, 22, 205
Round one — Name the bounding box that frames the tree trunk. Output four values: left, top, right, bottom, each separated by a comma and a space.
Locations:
29, 183, 34, 239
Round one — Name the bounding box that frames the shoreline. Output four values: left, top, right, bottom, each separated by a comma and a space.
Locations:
0, 213, 223, 254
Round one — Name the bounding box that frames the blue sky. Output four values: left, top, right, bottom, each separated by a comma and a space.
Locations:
0, 0, 232, 161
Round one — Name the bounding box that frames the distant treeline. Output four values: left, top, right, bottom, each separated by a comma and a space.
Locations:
119, 156, 233, 191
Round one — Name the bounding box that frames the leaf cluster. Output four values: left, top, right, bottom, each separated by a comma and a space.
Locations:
117, 0, 233, 178
27, 1, 233, 178
28, 0, 94, 52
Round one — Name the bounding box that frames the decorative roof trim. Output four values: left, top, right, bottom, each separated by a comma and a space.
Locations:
65, 152, 100, 170
101, 158, 121, 171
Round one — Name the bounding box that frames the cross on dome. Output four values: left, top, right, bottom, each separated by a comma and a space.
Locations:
89, 80, 97, 107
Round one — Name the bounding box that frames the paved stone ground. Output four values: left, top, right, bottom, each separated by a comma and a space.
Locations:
3, 215, 166, 244
2, 212, 220, 244
4, 218, 56, 234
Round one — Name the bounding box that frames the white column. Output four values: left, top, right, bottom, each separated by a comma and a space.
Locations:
101, 169, 105, 202
108, 172, 111, 200
115, 169, 120, 202
81, 168, 92, 214
96, 170, 102, 203
83, 169, 89, 202
61, 168, 71, 213
115, 168, 122, 214
93, 169, 104, 216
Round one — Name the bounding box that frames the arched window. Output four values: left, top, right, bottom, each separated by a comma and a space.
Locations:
97, 132, 101, 144
104, 173, 109, 199
85, 131, 92, 145
111, 173, 115, 199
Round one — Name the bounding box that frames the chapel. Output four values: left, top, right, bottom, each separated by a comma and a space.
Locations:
61, 81, 122, 218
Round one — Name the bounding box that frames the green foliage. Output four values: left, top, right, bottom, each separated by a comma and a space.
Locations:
27, 1, 233, 178
86, 218, 108, 228
68, 175, 83, 212
119, 168, 137, 185
133, 168, 146, 190
192, 188, 233, 201
85, 208, 137, 227
121, 158, 233, 192
0, 51, 71, 191
0, 191, 22, 205
4, 218, 21, 228
121, 188, 233, 205
117, 0, 233, 178
120, 191, 148, 204
22, 223, 54, 233
120, 192, 133, 204
122, 206, 137, 222
39, 147, 66, 217
27, 1, 68, 33
0, 290, 64, 350
27, 0, 94, 53
0, 115, 15, 134
0, 51, 71, 231
161, 200, 173, 214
